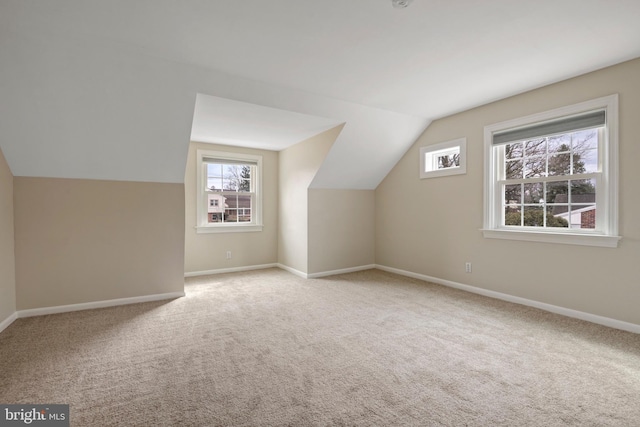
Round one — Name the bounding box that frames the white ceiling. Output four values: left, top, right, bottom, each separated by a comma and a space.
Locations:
1, 0, 639, 188
191, 94, 343, 151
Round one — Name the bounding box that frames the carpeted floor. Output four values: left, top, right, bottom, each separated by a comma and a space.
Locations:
1, 268, 639, 426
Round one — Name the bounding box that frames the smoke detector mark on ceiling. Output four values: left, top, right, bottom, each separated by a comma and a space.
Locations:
392, 0, 413, 9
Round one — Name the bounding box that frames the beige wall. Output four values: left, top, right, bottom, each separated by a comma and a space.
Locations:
278, 126, 342, 274
14, 178, 185, 309
184, 142, 278, 273
0, 148, 16, 322
376, 57, 640, 325
308, 189, 375, 274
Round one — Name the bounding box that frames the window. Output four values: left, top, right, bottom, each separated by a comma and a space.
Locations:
483, 94, 620, 247
420, 138, 467, 179
196, 150, 263, 233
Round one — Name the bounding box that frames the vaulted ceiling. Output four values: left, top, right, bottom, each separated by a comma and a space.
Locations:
1, 1, 639, 188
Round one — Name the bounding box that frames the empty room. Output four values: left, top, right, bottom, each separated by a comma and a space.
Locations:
1, 1, 639, 425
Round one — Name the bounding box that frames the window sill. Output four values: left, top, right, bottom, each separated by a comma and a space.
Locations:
481, 228, 621, 248
196, 224, 263, 234
420, 167, 465, 179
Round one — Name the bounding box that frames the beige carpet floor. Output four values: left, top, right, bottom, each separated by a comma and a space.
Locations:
1, 268, 639, 426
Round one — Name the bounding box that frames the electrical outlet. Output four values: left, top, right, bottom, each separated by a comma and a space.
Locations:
226, 251, 232, 260
465, 262, 472, 273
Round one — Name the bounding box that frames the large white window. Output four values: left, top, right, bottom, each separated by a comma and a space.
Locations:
196, 150, 263, 233
483, 95, 620, 247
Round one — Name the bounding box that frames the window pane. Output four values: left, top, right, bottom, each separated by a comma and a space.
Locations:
239, 209, 251, 222
238, 166, 252, 192
209, 212, 223, 223
524, 157, 545, 178
505, 143, 523, 159
545, 207, 569, 228
523, 183, 543, 204
570, 179, 596, 200
548, 153, 571, 176
575, 149, 597, 174
225, 208, 238, 222
222, 165, 238, 190
504, 184, 521, 205
524, 139, 546, 156
572, 129, 598, 151
237, 195, 252, 222
437, 153, 459, 169
523, 206, 544, 227
504, 206, 521, 226
548, 134, 571, 154
505, 159, 523, 179
570, 179, 596, 229
572, 204, 596, 229
213, 164, 250, 192
564, 204, 596, 229
545, 181, 568, 204
206, 164, 223, 191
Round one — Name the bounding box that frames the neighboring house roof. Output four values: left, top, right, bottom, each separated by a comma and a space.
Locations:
224, 196, 251, 210
551, 194, 596, 215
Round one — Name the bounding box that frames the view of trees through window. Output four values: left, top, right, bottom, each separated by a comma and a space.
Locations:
206, 163, 253, 223
502, 129, 598, 229
437, 153, 460, 169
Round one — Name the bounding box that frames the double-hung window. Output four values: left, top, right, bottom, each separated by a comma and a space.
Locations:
196, 150, 263, 233
483, 94, 620, 247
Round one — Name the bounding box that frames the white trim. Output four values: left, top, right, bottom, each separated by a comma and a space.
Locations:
195, 224, 264, 234
276, 263, 309, 279
375, 264, 639, 334
8, 267, 636, 335
0, 311, 18, 334
275, 263, 376, 279
185, 263, 278, 277
483, 94, 619, 246
17, 292, 185, 318
307, 264, 376, 279
481, 228, 621, 248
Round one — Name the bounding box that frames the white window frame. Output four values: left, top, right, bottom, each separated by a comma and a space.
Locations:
196, 149, 263, 234
482, 94, 620, 248
420, 138, 467, 179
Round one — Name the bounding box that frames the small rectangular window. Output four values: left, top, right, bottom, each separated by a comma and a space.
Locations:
420, 138, 467, 179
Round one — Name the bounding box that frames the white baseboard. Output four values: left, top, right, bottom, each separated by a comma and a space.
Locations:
307, 264, 376, 279
376, 264, 640, 334
17, 291, 185, 318
186, 263, 375, 280
6, 265, 637, 335
0, 311, 18, 334
276, 263, 376, 279
185, 263, 278, 278
276, 263, 308, 279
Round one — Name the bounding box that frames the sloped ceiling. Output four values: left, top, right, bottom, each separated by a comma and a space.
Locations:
191, 95, 343, 152
1, 1, 639, 188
